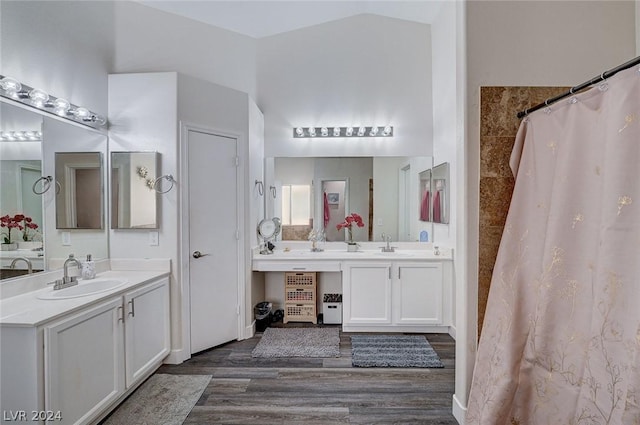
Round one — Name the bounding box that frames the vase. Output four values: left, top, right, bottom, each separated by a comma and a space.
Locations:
1, 243, 18, 251
347, 243, 358, 252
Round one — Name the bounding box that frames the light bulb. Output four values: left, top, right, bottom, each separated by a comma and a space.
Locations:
295, 127, 304, 137
0, 77, 22, 95
28, 89, 49, 106
16, 131, 27, 140
53, 98, 71, 115
357, 126, 366, 136
369, 126, 379, 136
333, 127, 341, 137
382, 126, 392, 136
321, 127, 328, 136
345, 127, 354, 136
73, 107, 90, 119
308, 127, 316, 137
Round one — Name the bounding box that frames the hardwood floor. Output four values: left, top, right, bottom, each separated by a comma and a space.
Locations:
156, 325, 458, 424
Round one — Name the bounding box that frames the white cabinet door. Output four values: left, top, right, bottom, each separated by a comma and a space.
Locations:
343, 262, 392, 325
123, 277, 170, 387
44, 298, 125, 425
394, 263, 443, 325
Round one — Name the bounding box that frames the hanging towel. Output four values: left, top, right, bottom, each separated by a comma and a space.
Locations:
432, 191, 441, 223
323, 192, 330, 227
420, 190, 430, 221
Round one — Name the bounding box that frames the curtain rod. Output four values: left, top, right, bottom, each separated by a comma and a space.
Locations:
517, 55, 640, 119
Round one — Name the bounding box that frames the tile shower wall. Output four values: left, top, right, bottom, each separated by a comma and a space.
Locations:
478, 86, 567, 336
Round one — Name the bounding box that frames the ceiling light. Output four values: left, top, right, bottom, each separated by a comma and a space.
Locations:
357, 126, 366, 136
369, 126, 379, 136
295, 127, 304, 137
345, 127, 354, 136
333, 127, 341, 137
321, 127, 328, 136
382, 126, 392, 136
308, 127, 316, 137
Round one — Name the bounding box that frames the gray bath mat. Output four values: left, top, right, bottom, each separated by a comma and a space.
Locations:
102, 374, 210, 425
252, 327, 340, 358
350, 335, 444, 368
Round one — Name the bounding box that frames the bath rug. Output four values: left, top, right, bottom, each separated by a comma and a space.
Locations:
251, 327, 340, 358
350, 335, 444, 368
102, 373, 211, 425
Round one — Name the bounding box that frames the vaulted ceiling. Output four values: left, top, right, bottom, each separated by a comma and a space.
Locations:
137, 1, 444, 38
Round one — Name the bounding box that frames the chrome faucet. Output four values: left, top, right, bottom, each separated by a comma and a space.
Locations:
380, 233, 396, 253
10, 257, 33, 274
62, 254, 81, 284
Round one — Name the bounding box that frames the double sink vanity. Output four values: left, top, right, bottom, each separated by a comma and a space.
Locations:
253, 243, 453, 334
0, 260, 170, 425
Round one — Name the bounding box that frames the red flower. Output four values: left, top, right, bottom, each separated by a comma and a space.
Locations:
0, 213, 39, 243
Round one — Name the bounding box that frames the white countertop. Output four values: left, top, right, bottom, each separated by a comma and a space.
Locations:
0, 270, 169, 327
254, 248, 451, 261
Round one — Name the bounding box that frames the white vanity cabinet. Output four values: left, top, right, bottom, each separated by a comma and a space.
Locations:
0, 275, 170, 425
393, 262, 443, 325
342, 261, 445, 332
44, 277, 170, 425
342, 262, 393, 325
44, 298, 125, 425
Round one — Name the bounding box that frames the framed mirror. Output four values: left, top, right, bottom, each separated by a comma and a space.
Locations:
55, 152, 103, 229
267, 156, 433, 242
110, 151, 159, 229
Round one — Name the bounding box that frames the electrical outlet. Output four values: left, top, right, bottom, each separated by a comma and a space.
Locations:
377, 219, 383, 226
62, 232, 71, 246
149, 231, 159, 246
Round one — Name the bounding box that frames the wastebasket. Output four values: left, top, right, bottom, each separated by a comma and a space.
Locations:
322, 294, 342, 324
254, 301, 273, 332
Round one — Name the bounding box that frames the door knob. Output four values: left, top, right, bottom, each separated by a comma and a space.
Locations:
192, 250, 210, 259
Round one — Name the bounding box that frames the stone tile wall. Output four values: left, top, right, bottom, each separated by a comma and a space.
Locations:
478, 86, 567, 337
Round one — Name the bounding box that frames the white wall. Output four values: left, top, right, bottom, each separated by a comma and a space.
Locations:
461, 0, 636, 419
112, 1, 257, 99
257, 14, 433, 158
430, 2, 457, 249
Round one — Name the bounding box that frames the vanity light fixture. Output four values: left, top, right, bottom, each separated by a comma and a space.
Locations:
0, 75, 106, 129
0, 130, 42, 141
293, 126, 393, 138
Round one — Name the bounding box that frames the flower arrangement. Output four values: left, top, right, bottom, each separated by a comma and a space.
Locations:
336, 213, 364, 244
0, 214, 39, 243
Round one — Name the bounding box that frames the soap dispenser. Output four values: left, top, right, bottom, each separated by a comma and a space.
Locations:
82, 254, 96, 279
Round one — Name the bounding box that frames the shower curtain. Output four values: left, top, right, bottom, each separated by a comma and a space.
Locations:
466, 66, 640, 424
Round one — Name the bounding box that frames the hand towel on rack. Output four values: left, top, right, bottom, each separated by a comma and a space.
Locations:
420, 191, 430, 221
323, 192, 330, 227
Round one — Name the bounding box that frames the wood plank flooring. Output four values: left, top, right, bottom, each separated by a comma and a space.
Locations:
155, 326, 458, 424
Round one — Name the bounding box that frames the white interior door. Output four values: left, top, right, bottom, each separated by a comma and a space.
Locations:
188, 130, 239, 354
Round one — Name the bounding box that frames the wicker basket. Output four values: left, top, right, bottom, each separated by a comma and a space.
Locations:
284, 272, 317, 324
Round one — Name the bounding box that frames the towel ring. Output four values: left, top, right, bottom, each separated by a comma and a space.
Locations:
153, 174, 176, 194
269, 185, 276, 198
255, 180, 264, 196
32, 176, 61, 195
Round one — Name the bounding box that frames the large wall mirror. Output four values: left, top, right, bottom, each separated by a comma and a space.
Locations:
111, 151, 159, 229
0, 99, 108, 280
55, 152, 103, 229
266, 156, 433, 243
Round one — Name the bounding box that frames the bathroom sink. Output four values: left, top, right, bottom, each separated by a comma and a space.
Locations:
37, 278, 127, 300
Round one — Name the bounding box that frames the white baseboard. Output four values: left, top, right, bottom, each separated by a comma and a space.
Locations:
164, 348, 188, 364
448, 325, 457, 340
452, 394, 466, 424
242, 321, 255, 340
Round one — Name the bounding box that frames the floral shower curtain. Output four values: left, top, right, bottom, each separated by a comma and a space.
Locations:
466, 66, 640, 424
